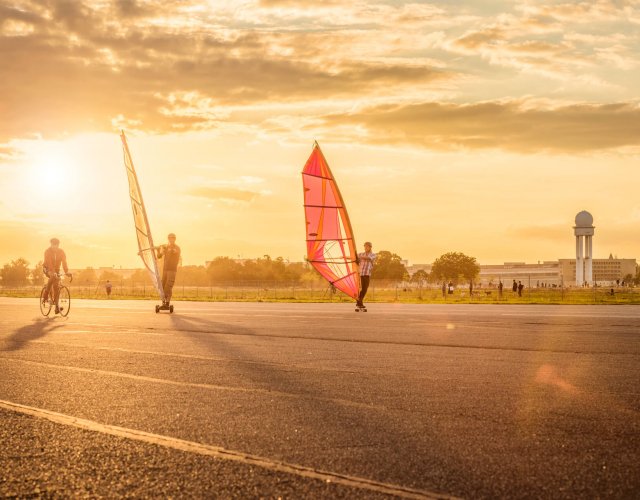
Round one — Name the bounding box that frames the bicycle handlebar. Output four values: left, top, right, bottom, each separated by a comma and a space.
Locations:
51, 272, 73, 282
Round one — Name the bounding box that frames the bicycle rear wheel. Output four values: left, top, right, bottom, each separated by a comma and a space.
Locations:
58, 286, 71, 317
39, 287, 52, 316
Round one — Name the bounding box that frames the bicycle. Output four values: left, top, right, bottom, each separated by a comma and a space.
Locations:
40, 273, 73, 317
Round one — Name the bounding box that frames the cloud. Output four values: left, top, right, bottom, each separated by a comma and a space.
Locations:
186, 176, 271, 203
257, 0, 343, 6
0, 0, 637, 148
454, 26, 508, 50
187, 187, 260, 203
518, 0, 640, 24
0, 145, 19, 162
317, 100, 640, 152
447, 1, 639, 79
0, 1, 454, 145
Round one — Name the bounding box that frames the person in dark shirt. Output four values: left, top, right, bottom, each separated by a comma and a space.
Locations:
156, 233, 181, 306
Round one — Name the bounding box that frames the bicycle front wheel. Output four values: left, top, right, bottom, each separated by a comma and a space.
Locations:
58, 286, 71, 317
39, 287, 52, 316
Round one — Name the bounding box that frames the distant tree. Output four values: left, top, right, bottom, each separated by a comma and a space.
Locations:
1, 258, 30, 286
431, 252, 480, 285
31, 260, 45, 285
178, 265, 209, 286
371, 251, 407, 280
76, 267, 98, 285
99, 270, 121, 284
207, 257, 242, 282
128, 268, 152, 286
251, 255, 286, 282
283, 261, 306, 282
411, 269, 429, 284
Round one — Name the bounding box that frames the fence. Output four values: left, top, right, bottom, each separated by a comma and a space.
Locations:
2, 279, 640, 304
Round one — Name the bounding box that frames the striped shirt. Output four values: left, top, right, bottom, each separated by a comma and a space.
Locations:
358, 251, 376, 276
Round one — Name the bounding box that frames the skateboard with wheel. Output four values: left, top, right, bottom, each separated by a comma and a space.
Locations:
355, 304, 367, 312
155, 303, 174, 313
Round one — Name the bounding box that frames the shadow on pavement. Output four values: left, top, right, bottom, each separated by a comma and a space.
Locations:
166, 313, 452, 493
1, 318, 64, 352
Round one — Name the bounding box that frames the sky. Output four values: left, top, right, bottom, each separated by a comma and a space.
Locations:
0, 0, 639, 268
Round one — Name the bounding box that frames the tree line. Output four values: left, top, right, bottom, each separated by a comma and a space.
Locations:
12, 251, 627, 288
0, 251, 412, 286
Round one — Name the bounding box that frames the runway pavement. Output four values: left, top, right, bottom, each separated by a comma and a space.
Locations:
1, 297, 639, 498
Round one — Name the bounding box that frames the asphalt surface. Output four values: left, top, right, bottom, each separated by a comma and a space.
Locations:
0, 298, 638, 499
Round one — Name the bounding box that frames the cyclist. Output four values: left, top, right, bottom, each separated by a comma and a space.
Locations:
42, 237, 70, 314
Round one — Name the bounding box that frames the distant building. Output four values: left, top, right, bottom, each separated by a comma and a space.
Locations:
478, 261, 562, 287
407, 210, 636, 287
409, 258, 636, 287
559, 256, 636, 285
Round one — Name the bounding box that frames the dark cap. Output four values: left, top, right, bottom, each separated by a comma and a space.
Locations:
50, 238, 60, 245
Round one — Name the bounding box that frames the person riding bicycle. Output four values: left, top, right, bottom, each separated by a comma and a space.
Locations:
42, 237, 70, 314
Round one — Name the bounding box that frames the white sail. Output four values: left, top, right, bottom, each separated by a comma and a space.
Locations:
120, 131, 166, 302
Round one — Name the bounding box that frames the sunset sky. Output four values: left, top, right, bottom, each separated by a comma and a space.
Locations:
1, 0, 639, 269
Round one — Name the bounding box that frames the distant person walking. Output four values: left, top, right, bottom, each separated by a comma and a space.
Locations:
469, 281, 473, 296
356, 242, 376, 309
498, 280, 503, 298
518, 281, 524, 297
42, 237, 70, 314
448, 281, 454, 294
512, 280, 517, 293
105, 280, 112, 298
441, 282, 446, 297
156, 233, 181, 307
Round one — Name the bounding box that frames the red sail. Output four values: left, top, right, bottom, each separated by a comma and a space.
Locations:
302, 142, 360, 300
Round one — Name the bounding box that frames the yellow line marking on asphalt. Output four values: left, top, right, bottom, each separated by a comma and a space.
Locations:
0, 399, 456, 500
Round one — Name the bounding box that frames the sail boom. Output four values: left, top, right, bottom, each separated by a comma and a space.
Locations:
302, 173, 334, 181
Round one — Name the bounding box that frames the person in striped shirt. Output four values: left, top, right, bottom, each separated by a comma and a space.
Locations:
356, 241, 376, 308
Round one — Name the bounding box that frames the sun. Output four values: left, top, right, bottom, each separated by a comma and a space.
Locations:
27, 148, 77, 199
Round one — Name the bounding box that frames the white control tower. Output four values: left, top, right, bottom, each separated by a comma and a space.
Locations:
574, 211, 595, 286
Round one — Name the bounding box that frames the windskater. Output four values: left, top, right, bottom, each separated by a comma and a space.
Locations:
156, 233, 181, 307
356, 241, 376, 309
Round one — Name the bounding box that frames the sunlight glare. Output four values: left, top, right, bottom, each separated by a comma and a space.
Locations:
27, 146, 77, 199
